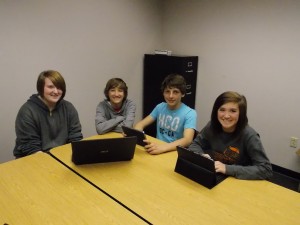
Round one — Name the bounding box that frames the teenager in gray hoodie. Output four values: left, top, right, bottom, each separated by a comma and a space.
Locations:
13, 70, 83, 158
188, 91, 272, 180
95, 78, 136, 134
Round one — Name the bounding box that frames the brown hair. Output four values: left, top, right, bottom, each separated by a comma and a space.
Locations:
160, 74, 186, 95
36, 70, 66, 100
211, 91, 248, 134
104, 78, 128, 101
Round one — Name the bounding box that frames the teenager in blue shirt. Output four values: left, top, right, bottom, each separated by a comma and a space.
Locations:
135, 74, 197, 155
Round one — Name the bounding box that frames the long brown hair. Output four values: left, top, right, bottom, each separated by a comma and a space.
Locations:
211, 91, 248, 134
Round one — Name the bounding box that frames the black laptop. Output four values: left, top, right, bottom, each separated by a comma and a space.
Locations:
175, 146, 227, 189
122, 126, 147, 147
71, 136, 137, 165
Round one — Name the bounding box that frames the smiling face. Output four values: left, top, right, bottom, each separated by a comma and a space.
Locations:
108, 87, 125, 109
104, 78, 128, 109
163, 87, 184, 110
217, 102, 240, 133
42, 78, 63, 109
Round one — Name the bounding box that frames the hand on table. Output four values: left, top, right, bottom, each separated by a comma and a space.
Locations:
143, 140, 168, 155
215, 161, 226, 174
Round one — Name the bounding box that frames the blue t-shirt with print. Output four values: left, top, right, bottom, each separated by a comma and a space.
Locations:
150, 102, 197, 143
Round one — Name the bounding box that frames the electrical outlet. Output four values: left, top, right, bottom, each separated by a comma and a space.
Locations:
290, 137, 298, 148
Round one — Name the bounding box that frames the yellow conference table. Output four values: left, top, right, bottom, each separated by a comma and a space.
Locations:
0, 152, 148, 225
50, 133, 300, 225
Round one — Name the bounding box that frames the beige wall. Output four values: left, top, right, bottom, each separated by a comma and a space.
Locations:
1, 0, 299, 173
162, 0, 300, 172
0, 0, 162, 162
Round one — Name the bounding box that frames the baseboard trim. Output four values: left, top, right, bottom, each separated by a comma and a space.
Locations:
271, 164, 300, 180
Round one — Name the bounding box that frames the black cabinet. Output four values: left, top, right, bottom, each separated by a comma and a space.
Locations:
143, 54, 198, 137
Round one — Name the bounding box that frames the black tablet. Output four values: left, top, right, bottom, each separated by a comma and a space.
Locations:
121, 126, 147, 147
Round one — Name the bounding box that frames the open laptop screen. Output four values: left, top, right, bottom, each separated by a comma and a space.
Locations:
122, 126, 147, 147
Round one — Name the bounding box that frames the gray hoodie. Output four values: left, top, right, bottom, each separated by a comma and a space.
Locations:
95, 99, 136, 134
13, 94, 83, 158
188, 122, 272, 180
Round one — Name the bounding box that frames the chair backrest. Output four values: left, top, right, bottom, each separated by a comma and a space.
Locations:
193, 129, 200, 140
